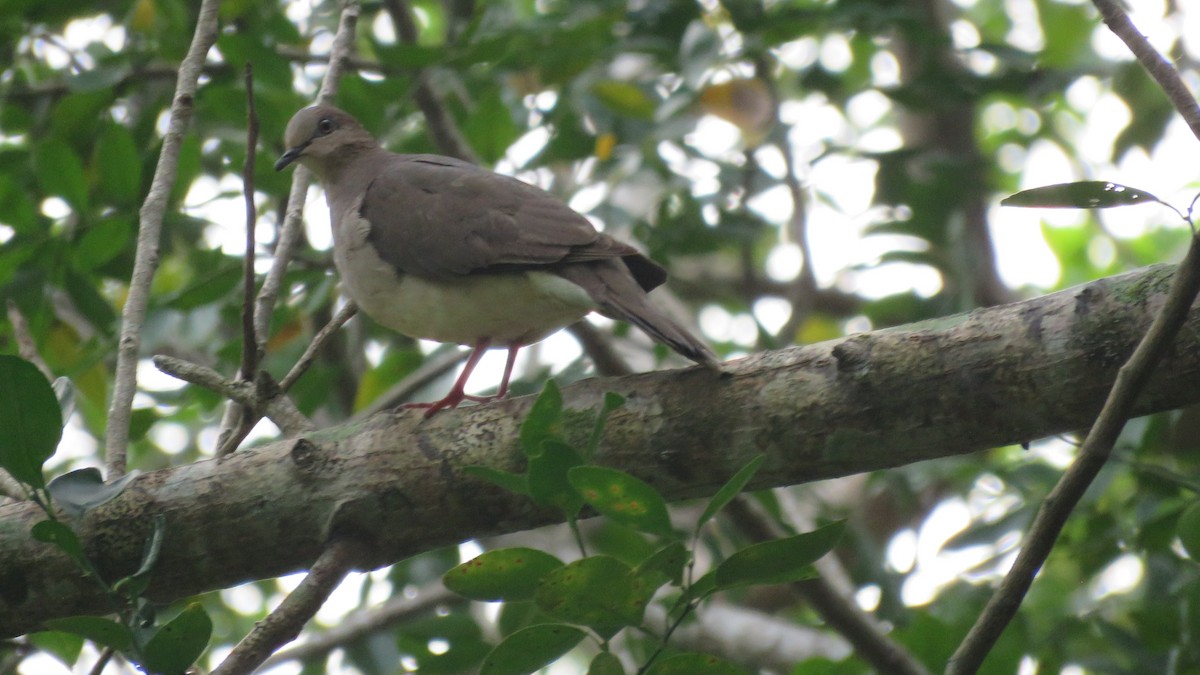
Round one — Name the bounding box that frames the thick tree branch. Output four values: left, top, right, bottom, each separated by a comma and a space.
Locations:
105, 0, 220, 478
4, 265, 1200, 637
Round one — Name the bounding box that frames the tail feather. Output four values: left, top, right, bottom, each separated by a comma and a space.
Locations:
555, 261, 722, 370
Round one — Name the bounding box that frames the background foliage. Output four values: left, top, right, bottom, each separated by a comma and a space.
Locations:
1, 0, 1198, 672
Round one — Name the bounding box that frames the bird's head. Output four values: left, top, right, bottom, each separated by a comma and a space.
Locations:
275, 105, 376, 178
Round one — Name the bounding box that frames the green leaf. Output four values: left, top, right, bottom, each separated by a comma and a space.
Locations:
637, 542, 689, 588
46, 468, 140, 519
139, 604, 212, 675
479, 624, 586, 675
28, 631, 85, 668
443, 548, 564, 602
696, 455, 765, 531
34, 137, 89, 212
463, 466, 531, 497
520, 380, 562, 456
93, 123, 141, 205
528, 439, 585, 515
681, 569, 717, 606
568, 466, 674, 537
535, 556, 652, 637
1000, 181, 1160, 209
591, 81, 657, 120
715, 521, 845, 589
644, 652, 750, 674
43, 616, 133, 654
31, 520, 88, 568
1178, 501, 1200, 561
585, 392, 626, 459
588, 650, 625, 675
0, 355, 63, 489
114, 514, 166, 599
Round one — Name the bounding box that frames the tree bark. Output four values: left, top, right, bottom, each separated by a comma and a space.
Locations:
2, 264, 1199, 637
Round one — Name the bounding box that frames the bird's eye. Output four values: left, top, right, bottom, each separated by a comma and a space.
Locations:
317, 118, 336, 135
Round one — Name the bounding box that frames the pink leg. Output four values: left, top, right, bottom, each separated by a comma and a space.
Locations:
404, 338, 492, 417
463, 344, 521, 402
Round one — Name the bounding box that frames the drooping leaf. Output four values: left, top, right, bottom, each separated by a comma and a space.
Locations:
636, 541, 689, 588
588, 650, 625, 675
46, 468, 140, 519
696, 455, 765, 531
479, 624, 586, 675
443, 548, 564, 602
1178, 501, 1200, 561
715, 521, 845, 589
463, 465, 531, 497
31, 520, 88, 569
34, 137, 88, 212
0, 355, 63, 489
43, 617, 133, 654
520, 380, 562, 457
139, 604, 212, 675
644, 652, 750, 674
114, 514, 167, 599
528, 439, 585, 515
585, 392, 626, 459
569, 466, 674, 538
534, 556, 652, 637
1000, 181, 1159, 209
27, 631, 85, 668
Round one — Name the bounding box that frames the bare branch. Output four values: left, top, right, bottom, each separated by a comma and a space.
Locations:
280, 301, 359, 393
212, 538, 364, 675
105, 0, 221, 478
152, 356, 315, 436
947, 5, 1200, 671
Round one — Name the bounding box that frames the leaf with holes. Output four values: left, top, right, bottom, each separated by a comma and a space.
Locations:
1000, 181, 1159, 209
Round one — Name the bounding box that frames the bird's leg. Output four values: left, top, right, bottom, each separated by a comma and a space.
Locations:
406, 338, 491, 417
463, 344, 521, 402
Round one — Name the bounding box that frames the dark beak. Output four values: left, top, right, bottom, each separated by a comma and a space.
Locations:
275, 146, 304, 171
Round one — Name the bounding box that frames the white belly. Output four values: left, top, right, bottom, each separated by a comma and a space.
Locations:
332, 212, 595, 346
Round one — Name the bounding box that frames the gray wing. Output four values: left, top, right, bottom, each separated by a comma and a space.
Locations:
361, 155, 665, 290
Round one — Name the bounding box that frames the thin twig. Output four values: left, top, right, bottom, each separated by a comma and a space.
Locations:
87, 647, 114, 675
6, 300, 52, 380
104, 0, 221, 479
153, 356, 315, 436
947, 3, 1200, 671
260, 582, 460, 669
216, 63, 264, 457
726, 498, 932, 675
252, 0, 361, 346
211, 538, 364, 675
212, 0, 361, 454
279, 301, 359, 392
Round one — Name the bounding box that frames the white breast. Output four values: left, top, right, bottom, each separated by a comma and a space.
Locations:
332, 210, 595, 346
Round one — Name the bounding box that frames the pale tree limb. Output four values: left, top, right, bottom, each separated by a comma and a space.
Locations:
211, 538, 365, 675
104, 0, 221, 478
947, 8, 1200, 672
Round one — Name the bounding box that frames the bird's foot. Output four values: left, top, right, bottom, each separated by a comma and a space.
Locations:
404, 391, 507, 418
